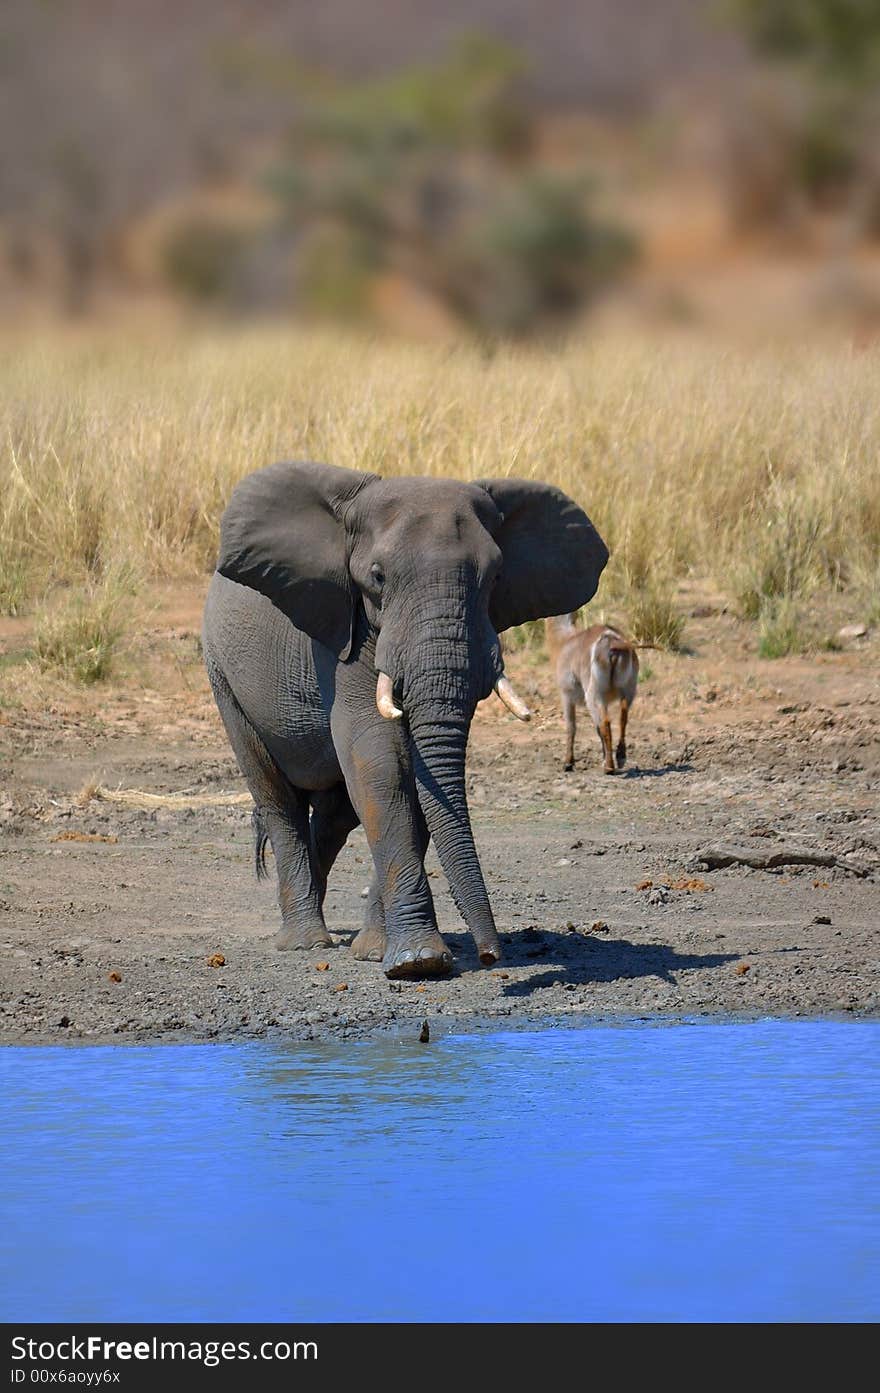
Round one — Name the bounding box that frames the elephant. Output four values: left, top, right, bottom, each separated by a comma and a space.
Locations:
202, 460, 608, 979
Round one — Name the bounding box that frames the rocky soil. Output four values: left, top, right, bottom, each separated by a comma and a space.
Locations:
1, 587, 877, 1045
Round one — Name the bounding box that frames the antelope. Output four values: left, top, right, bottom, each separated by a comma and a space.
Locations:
546, 614, 640, 774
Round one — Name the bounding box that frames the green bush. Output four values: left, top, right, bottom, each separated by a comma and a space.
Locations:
724, 1, 880, 231
295, 225, 377, 320
0, 552, 30, 617
626, 583, 684, 652
444, 173, 635, 336
161, 218, 253, 305
502, 618, 546, 653
757, 597, 805, 658
262, 37, 635, 337
34, 575, 134, 683
731, 481, 827, 619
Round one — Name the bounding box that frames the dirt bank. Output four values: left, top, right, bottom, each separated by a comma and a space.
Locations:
1, 586, 878, 1045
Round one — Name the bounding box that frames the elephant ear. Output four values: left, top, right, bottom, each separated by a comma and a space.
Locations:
217, 460, 379, 658
476, 477, 609, 633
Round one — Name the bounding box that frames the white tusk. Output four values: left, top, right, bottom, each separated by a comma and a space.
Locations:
495, 675, 531, 722
376, 671, 403, 720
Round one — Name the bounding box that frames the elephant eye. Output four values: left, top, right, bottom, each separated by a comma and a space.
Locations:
370, 563, 385, 588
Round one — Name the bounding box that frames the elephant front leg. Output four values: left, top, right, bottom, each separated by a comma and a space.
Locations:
334, 720, 451, 979
360, 777, 451, 979
379, 876, 451, 980
350, 875, 387, 962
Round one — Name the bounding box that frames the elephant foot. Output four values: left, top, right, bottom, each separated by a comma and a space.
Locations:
351, 923, 387, 962
274, 923, 334, 952
383, 931, 453, 980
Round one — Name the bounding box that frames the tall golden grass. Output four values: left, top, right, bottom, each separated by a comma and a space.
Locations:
3, 326, 879, 647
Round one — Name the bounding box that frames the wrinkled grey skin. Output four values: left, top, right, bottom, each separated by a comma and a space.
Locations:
202, 462, 608, 979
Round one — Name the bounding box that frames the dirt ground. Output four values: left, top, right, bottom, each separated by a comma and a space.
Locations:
1, 582, 878, 1046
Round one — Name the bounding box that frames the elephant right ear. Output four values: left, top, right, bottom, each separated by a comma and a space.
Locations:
217, 460, 379, 659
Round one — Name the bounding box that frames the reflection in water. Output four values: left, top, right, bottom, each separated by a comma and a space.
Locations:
2, 1020, 879, 1322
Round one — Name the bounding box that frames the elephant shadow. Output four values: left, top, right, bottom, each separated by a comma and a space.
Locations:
444, 926, 736, 992
619, 761, 694, 780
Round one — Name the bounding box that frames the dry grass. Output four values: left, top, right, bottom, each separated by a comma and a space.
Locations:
625, 582, 685, 651
3, 325, 878, 647
92, 785, 252, 809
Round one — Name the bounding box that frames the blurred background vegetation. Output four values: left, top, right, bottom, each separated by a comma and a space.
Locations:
3, 1, 880, 675
3, 0, 880, 340
162, 35, 635, 336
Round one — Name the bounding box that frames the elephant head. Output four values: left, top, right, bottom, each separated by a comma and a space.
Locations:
216, 460, 608, 962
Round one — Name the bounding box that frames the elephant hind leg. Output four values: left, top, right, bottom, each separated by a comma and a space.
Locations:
309, 785, 360, 903
253, 806, 271, 880
207, 663, 332, 951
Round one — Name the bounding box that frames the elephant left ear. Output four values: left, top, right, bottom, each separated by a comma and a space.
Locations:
476, 477, 609, 633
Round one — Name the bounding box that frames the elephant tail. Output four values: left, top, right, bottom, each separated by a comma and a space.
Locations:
252, 807, 271, 881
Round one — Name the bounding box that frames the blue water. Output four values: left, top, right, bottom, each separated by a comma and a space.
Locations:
2, 1019, 879, 1323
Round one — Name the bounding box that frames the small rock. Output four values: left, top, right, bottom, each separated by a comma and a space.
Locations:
333, 983, 348, 992
555, 858, 571, 867
315, 962, 330, 972
418, 1019, 430, 1043
58, 1015, 71, 1027
813, 914, 832, 925
207, 953, 226, 968
734, 963, 751, 976
837, 623, 867, 640
589, 920, 609, 934
647, 887, 671, 906
107, 971, 122, 983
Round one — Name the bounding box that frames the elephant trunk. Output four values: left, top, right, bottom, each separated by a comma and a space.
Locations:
406, 708, 501, 966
